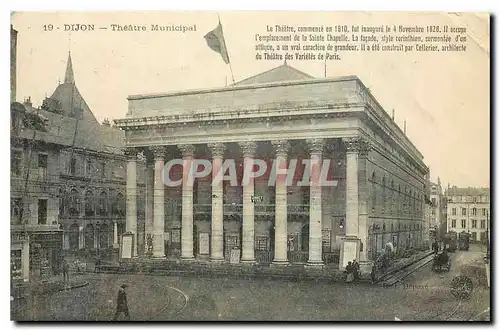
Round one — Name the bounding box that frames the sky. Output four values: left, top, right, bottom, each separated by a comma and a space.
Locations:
11, 11, 490, 188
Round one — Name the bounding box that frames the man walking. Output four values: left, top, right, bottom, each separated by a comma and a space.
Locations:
113, 284, 130, 321
61, 259, 69, 285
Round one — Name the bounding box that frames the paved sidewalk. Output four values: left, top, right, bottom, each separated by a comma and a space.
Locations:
12, 273, 91, 300
95, 250, 433, 284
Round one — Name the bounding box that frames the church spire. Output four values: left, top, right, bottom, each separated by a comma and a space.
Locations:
64, 51, 75, 84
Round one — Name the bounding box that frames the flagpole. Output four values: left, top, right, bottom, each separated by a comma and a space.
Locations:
228, 62, 235, 85
217, 12, 235, 85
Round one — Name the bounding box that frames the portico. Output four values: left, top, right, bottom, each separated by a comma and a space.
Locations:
114, 64, 429, 269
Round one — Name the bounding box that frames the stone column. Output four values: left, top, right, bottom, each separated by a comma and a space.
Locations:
239, 141, 258, 263
179, 144, 195, 260
145, 149, 155, 250
339, 137, 370, 269
306, 138, 325, 266
125, 147, 138, 257
271, 140, 290, 265
208, 142, 226, 262
151, 146, 166, 258
113, 221, 118, 248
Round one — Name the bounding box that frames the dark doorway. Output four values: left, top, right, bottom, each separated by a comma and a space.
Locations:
69, 223, 79, 250
85, 224, 94, 249
301, 224, 309, 251
193, 224, 198, 257
270, 224, 275, 251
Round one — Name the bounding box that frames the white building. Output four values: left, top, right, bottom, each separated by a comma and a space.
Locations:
445, 187, 490, 242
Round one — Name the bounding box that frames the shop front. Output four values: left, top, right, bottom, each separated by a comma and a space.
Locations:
29, 231, 63, 279
11, 232, 29, 283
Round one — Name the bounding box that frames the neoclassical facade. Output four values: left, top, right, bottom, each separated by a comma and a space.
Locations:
115, 64, 429, 267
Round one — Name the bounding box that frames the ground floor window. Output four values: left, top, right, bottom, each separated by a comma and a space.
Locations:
69, 224, 79, 250
11, 250, 22, 280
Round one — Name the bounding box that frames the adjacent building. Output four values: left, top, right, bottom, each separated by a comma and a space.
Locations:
445, 186, 490, 243
429, 178, 448, 240
115, 63, 430, 268
11, 25, 145, 282
40, 52, 147, 256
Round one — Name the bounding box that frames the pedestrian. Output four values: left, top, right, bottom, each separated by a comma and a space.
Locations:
371, 265, 377, 284
432, 241, 438, 254
345, 262, 354, 283
352, 259, 360, 281
113, 284, 130, 321
62, 259, 69, 285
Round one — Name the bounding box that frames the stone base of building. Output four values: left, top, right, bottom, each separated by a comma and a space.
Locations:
240, 259, 257, 265
305, 260, 325, 268
270, 260, 290, 267
339, 236, 361, 270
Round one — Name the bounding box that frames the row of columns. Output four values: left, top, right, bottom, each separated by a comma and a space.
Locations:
125, 137, 370, 266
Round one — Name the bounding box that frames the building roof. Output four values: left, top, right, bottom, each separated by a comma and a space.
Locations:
445, 187, 490, 197
18, 52, 125, 154
233, 62, 314, 86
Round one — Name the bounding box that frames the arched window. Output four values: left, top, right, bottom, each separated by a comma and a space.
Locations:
69, 223, 79, 250
382, 177, 386, 213
85, 224, 94, 249
98, 191, 108, 216
371, 172, 377, 212
85, 190, 95, 217
59, 188, 65, 216
113, 193, 125, 217
69, 188, 80, 216
99, 223, 109, 248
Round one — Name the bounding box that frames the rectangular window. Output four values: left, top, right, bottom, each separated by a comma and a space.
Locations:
472, 208, 477, 216
11, 198, 22, 224
431, 209, 435, 216
11, 150, 22, 176
481, 219, 486, 229
461, 219, 466, 228
451, 219, 456, 228
38, 199, 48, 225
38, 153, 48, 180
431, 197, 436, 205
472, 220, 477, 228
471, 232, 477, 241
86, 159, 92, 177
461, 208, 467, 216
100, 162, 106, 178
483, 208, 487, 216
70, 157, 76, 175
452, 208, 457, 216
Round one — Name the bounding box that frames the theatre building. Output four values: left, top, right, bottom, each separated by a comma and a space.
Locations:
114, 63, 429, 268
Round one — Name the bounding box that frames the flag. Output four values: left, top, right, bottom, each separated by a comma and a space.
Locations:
204, 22, 230, 64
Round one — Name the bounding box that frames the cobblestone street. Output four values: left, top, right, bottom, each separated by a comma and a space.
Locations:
15, 245, 489, 321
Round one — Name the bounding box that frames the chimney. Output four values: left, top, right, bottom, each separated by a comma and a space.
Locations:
102, 118, 110, 127
23, 97, 32, 108
392, 109, 395, 120
11, 25, 17, 103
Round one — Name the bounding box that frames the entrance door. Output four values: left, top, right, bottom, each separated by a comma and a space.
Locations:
69, 223, 79, 250
193, 225, 198, 257
301, 224, 309, 251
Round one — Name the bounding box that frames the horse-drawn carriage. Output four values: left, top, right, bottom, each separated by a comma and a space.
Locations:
443, 231, 458, 252
458, 231, 470, 251
431, 251, 451, 272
